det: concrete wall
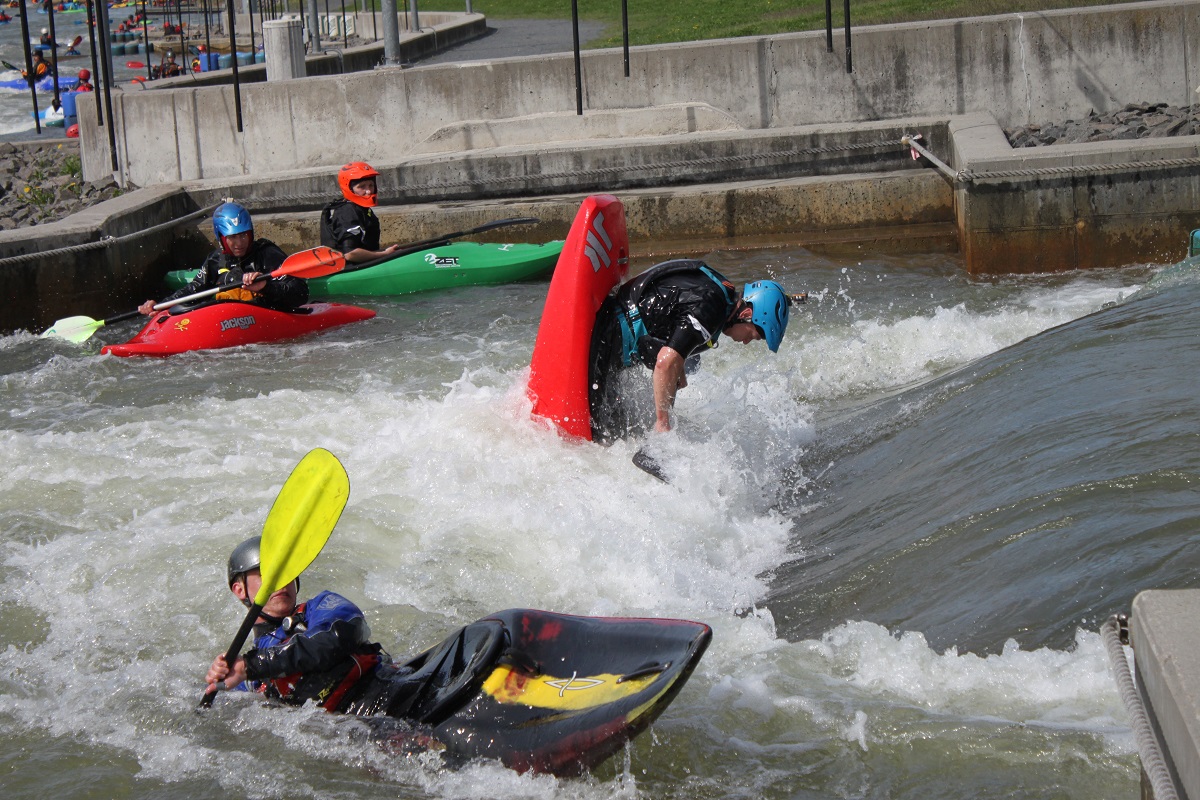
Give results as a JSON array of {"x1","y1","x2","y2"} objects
[
  {"x1": 950, "y1": 111, "x2": 1200, "y2": 272},
  {"x1": 80, "y1": 1, "x2": 1200, "y2": 187},
  {"x1": 1130, "y1": 590, "x2": 1200, "y2": 800}
]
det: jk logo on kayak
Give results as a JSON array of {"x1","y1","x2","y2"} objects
[
  {"x1": 584, "y1": 211, "x2": 613, "y2": 273},
  {"x1": 220, "y1": 315, "x2": 257, "y2": 332}
]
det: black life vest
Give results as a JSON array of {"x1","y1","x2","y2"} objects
[{"x1": 616, "y1": 259, "x2": 737, "y2": 367}]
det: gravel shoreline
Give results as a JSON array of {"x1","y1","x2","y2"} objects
[
  {"x1": 1005, "y1": 102, "x2": 1199, "y2": 146},
  {"x1": 0, "y1": 140, "x2": 130, "y2": 230}
]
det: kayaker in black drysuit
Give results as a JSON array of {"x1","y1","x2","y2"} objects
[
  {"x1": 138, "y1": 202, "x2": 308, "y2": 316},
  {"x1": 320, "y1": 161, "x2": 401, "y2": 264},
  {"x1": 588, "y1": 260, "x2": 794, "y2": 442},
  {"x1": 205, "y1": 537, "x2": 474, "y2": 721}
]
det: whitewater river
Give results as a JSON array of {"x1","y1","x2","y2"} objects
[{"x1": 2, "y1": 239, "x2": 1196, "y2": 799}]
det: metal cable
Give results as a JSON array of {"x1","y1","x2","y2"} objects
[
  {"x1": 0, "y1": 203, "x2": 219, "y2": 269},
  {"x1": 1101, "y1": 614, "x2": 1180, "y2": 800},
  {"x1": 959, "y1": 156, "x2": 1200, "y2": 183}
]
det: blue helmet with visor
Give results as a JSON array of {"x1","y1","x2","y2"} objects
[{"x1": 742, "y1": 280, "x2": 790, "y2": 352}]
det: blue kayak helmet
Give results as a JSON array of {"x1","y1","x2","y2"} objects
[
  {"x1": 212, "y1": 201, "x2": 253, "y2": 254},
  {"x1": 742, "y1": 280, "x2": 790, "y2": 352}
]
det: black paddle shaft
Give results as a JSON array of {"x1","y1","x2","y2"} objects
[{"x1": 198, "y1": 602, "x2": 262, "y2": 709}]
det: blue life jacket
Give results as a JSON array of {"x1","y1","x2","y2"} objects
[{"x1": 238, "y1": 591, "x2": 376, "y2": 702}]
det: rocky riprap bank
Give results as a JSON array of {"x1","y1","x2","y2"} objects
[
  {"x1": 1005, "y1": 102, "x2": 1198, "y2": 146},
  {"x1": 0, "y1": 141, "x2": 131, "y2": 230}
]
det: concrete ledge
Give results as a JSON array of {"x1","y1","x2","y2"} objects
[
  {"x1": 947, "y1": 113, "x2": 1200, "y2": 272},
  {"x1": 1131, "y1": 589, "x2": 1200, "y2": 800},
  {"x1": 412, "y1": 103, "x2": 744, "y2": 154}
]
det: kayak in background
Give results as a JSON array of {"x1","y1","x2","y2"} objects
[
  {"x1": 100, "y1": 301, "x2": 375, "y2": 357},
  {"x1": 357, "y1": 608, "x2": 711, "y2": 776},
  {"x1": 31, "y1": 103, "x2": 64, "y2": 125},
  {"x1": 163, "y1": 241, "x2": 565, "y2": 298},
  {"x1": 0, "y1": 75, "x2": 80, "y2": 91}
]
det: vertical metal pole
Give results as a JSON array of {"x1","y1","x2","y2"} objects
[
  {"x1": 341, "y1": 1, "x2": 347, "y2": 47},
  {"x1": 381, "y1": 0, "x2": 400, "y2": 65},
  {"x1": 307, "y1": 0, "x2": 321, "y2": 52},
  {"x1": 203, "y1": 0, "x2": 213, "y2": 71},
  {"x1": 843, "y1": 0, "x2": 852, "y2": 73},
  {"x1": 824, "y1": 0, "x2": 832, "y2": 52},
  {"x1": 17, "y1": 0, "x2": 41, "y2": 134},
  {"x1": 248, "y1": 0, "x2": 257, "y2": 63},
  {"x1": 226, "y1": 0, "x2": 244, "y2": 131},
  {"x1": 177, "y1": 0, "x2": 186, "y2": 65},
  {"x1": 408, "y1": 0, "x2": 419, "y2": 31},
  {"x1": 371, "y1": 0, "x2": 377, "y2": 41},
  {"x1": 84, "y1": 0, "x2": 103, "y2": 124},
  {"x1": 571, "y1": 0, "x2": 582, "y2": 115},
  {"x1": 621, "y1": 0, "x2": 629, "y2": 78},
  {"x1": 47, "y1": 3, "x2": 61, "y2": 108},
  {"x1": 141, "y1": 1, "x2": 152, "y2": 81},
  {"x1": 95, "y1": 0, "x2": 120, "y2": 171}
]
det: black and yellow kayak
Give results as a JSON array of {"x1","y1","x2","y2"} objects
[{"x1": 359, "y1": 608, "x2": 711, "y2": 776}]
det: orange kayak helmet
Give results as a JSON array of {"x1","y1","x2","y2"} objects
[{"x1": 337, "y1": 161, "x2": 380, "y2": 208}]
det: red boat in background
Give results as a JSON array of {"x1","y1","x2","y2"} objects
[{"x1": 100, "y1": 301, "x2": 375, "y2": 357}]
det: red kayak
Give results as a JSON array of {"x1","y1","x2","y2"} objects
[{"x1": 100, "y1": 301, "x2": 375, "y2": 357}]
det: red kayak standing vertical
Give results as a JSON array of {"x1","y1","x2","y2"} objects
[{"x1": 527, "y1": 195, "x2": 629, "y2": 440}]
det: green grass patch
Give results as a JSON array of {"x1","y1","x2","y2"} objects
[{"x1": 419, "y1": 0, "x2": 1145, "y2": 47}]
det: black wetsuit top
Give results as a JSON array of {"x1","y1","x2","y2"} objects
[
  {"x1": 588, "y1": 260, "x2": 738, "y2": 442},
  {"x1": 164, "y1": 239, "x2": 308, "y2": 311},
  {"x1": 617, "y1": 261, "x2": 738, "y2": 363},
  {"x1": 320, "y1": 199, "x2": 381, "y2": 254}
]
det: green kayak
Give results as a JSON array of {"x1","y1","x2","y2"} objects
[{"x1": 163, "y1": 241, "x2": 564, "y2": 297}]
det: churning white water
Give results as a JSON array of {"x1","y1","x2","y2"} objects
[{"x1": 0, "y1": 248, "x2": 1160, "y2": 799}]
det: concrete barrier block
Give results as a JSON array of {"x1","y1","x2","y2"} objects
[{"x1": 1132, "y1": 589, "x2": 1200, "y2": 800}]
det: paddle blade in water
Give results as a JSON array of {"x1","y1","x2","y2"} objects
[
  {"x1": 254, "y1": 448, "x2": 349, "y2": 605},
  {"x1": 40, "y1": 315, "x2": 102, "y2": 343},
  {"x1": 633, "y1": 449, "x2": 669, "y2": 483}
]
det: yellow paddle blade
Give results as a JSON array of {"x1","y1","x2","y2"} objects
[
  {"x1": 40, "y1": 315, "x2": 103, "y2": 343},
  {"x1": 254, "y1": 448, "x2": 350, "y2": 606}
]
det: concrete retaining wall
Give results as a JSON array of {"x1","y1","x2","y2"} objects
[
  {"x1": 80, "y1": 1, "x2": 1200, "y2": 187},
  {"x1": 1130, "y1": 590, "x2": 1200, "y2": 800},
  {"x1": 950, "y1": 111, "x2": 1200, "y2": 271}
]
